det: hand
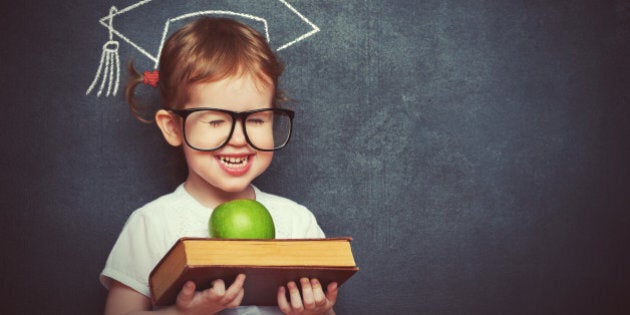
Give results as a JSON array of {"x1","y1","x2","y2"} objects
[
  {"x1": 277, "y1": 278, "x2": 338, "y2": 315},
  {"x1": 174, "y1": 274, "x2": 246, "y2": 315}
]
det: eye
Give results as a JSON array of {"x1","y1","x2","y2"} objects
[
  {"x1": 247, "y1": 111, "x2": 272, "y2": 125},
  {"x1": 191, "y1": 110, "x2": 231, "y2": 128},
  {"x1": 246, "y1": 117, "x2": 266, "y2": 125},
  {"x1": 205, "y1": 119, "x2": 227, "y2": 127}
]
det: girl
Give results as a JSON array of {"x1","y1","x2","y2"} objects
[{"x1": 101, "y1": 17, "x2": 338, "y2": 315}]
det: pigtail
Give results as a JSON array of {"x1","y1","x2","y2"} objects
[{"x1": 124, "y1": 61, "x2": 156, "y2": 123}]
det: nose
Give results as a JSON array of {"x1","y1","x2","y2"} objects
[{"x1": 227, "y1": 120, "x2": 248, "y2": 147}]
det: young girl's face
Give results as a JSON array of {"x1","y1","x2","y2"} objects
[{"x1": 181, "y1": 74, "x2": 275, "y2": 201}]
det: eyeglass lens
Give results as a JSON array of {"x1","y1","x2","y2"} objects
[{"x1": 183, "y1": 109, "x2": 292, "y2": 151}]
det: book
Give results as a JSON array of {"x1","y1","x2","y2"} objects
[{"x1": 149, "y1": 237, "x2": 359, "y2": 306}]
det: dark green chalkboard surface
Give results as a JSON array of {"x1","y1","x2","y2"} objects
[{"x1": 1, "y1": 1, "x2": 629, "y2": 314}]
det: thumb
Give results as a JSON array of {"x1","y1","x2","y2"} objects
[
  {"x1": 325, "y1": 282, "x2": 338, "y2": 304},
  {"x1": 176, "y1": 281, "x2": 196, "y2": 306}
]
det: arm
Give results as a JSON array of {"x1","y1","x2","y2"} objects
[
  {"x1": 104, "y1": 281, "x2": 154, "y2": 315},
  {"x1": 104, "y1": 274, "x2": 246, "y2": 315},
  {"x1": 277, "y1": 278, "x2": 338, "y2": 315}
]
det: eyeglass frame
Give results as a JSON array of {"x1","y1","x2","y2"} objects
[{"x1": 169, "y1": 107, "x2": 295, "y2": 152}]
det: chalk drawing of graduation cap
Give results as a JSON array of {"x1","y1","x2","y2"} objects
[{"x1": 86, "y1": 0, "x2": 320, "y2": 97}]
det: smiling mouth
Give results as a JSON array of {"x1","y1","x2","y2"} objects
[{"x1": 219, "y1": 156, "x2": 250, "y2": 168}]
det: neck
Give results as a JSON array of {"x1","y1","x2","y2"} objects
[{"x1": 183, "y1": 175, "x2": 255, "y2": 209}]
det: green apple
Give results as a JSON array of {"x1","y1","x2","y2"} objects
[{"x1": 209, "y1": 199, "x2": 275, "y2": 239}]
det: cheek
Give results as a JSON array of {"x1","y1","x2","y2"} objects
[
  {"x1": 256, "y1": 151, "x2": 274, "y2": 169},
  {"x1": 182, "y1": 146, "x2": 211, "y2": 168}
]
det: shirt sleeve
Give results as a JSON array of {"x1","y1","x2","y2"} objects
[{"x1": 100, "y1": 210, "x2": 168, "y2": 297}]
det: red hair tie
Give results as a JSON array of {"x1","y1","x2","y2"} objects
[{"x1": 143, "y1": 70, "x2": 159, "y2": 87}]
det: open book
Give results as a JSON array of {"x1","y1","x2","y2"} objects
[{"x1": 149, "y1": 238, "x2": 359, "y2": 306}]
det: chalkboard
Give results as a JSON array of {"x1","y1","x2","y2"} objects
[{"x1": 1, "y1": 1, "x2": 629, "y2": 314}]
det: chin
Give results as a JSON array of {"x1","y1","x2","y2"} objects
[{"x1": 217, "y1": 181, "x2": 253, "y2": 195}]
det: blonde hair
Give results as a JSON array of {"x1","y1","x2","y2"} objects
[{"x1": 125, "y1": 17, "x2": 285, "y2": 122}]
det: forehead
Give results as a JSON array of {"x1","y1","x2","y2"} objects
[{"x1": 185, "y1": 74, "x2": 274, "y2": 110}]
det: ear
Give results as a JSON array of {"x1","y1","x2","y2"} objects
[{"x1": 155, "y1": 109, "x2": 183, "y2": 147}]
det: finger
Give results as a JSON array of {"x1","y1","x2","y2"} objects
[
  {"x1": 203, "y1": 278, "x2": 226, "y2": 302},
  {"x1": 287, "y1": 281, "x2": 304, "y2": 311},
  {"x1": 176, "y1": 281, "x2": 196, "y2": 306},
  {"x1": 211, "y1": 278, "x2": 226, "y2": 295},
  {"x1": 300, "y1": 278, "x2": 316, "y2": 310},
  {"x1": 325, "y1": 282, "x2": 339, "y2": 305},
  {"x1": 229, "y1": 274, "x2": 246, "y2": 290},
  {"x1": 310, "y1": 278, "x2": 327, "y2": 306},
  {"x1": 277, "y1": 286, "x2": 292, "y2": 313},
  {"x1": 221, "y1": 274, "x2": 246, "y2": 304},
  {"x1": 225, "y1": 283, "x2": 245, "y2": 308}
]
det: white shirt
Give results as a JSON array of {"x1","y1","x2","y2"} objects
[{"x1": 101, "y1": 184, "x2": 325, "y2": 314}]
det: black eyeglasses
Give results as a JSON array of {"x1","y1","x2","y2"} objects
[{"x1": 170, "y1": 107, "x2": 294, "y2": 152}]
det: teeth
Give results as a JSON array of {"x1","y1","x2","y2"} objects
[{"x1": 220, "y1": 156, "x2": 248, "y2": 167}]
